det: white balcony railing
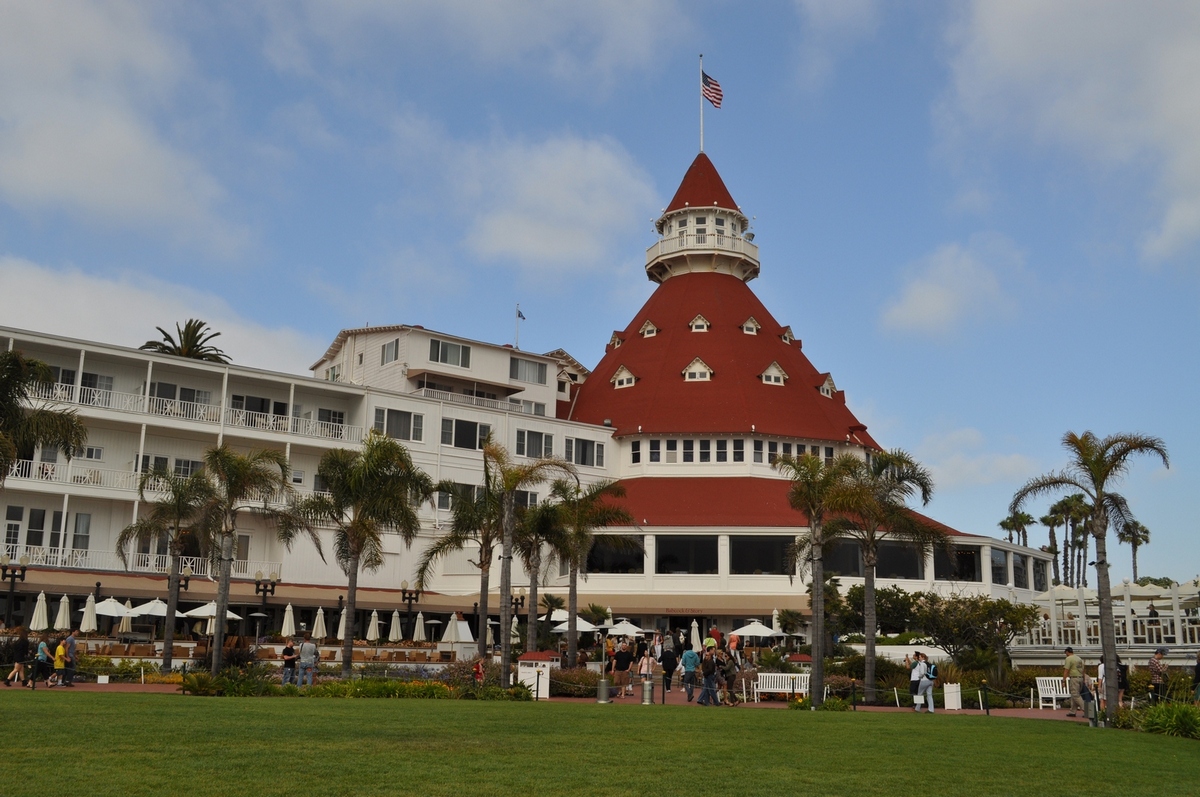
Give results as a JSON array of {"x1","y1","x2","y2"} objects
[
  {"x1": 1, "y1": 543, "x2": 282, "y2": 581},
  {"x1": 413, "y1": 387, "x2": 542, "y2": 415},
  {"x1": 223, "y1": 409, "x2": 363, "y2": 443},
  {"x1": 645, "y1": 233, "x2": 760, "y2": 265},
  {"x1": 147, "y1": 396, "x2": 222, "y2": 423}
]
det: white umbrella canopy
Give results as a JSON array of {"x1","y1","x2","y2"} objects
[
  {"x1": 510, "y1": 615, "x2": 520, "y2": 644},
  {"x1": 281, "y1": 604, "x2": 296, "y2": 638},
  {"x1": 80, "y1": 594, "x2": 98, "y2": 634},
  {"x1": 607, "y1": 620, "x2": 645, "y2": 637},
  {"x1": 1035, "y1": 584, "x2": 1095, "y2": 601},
  {"x1": 118, "y1": 600, "x2": 134, "y2": 634},
  {"x1": 94, "y1": 597, "x2": 130, "y2": 617},
  {"x1": 313, "y1": 607, "x2": 327, "y2": 640},
  {"x1": 367, "y1": 610, "x2": 380, "y2": 642},
  {"x1": 388, "y1": 610, "x2": 403, "y2": 642},
  {"x1": 538, "y1": 609, "x2": 569, "y2": 623},
  {"x1": 1115, "y1": 581, "x2": 1169, "y2": 600},
  {"x1": 183, "y1": 602, "x2": 242, "y2": 620},
  {"x1": 690, "y1": 619, "x2": 702, "y2": 651},
  {"x1": 412, "y1": 611, "x2": 426, "y2": 642},
  {"x1": 730, "y1": 621, "x2": 784, "y2": 639},
  {"x1": 442, "y1": 618, "x2": 462, "y2": 644},
  {"x1": 29, "y1": 592, "x2": 49, "y2": 632},
  {"x1": 552, "y1": 618, "x2": 597, "y2": 633},
  {"x1": 336, "y1": 609, "x2": 347, "y2": 641},
  {"x1": 129, "y1": 599, "x2": 168, "y2": 617},
  {"x1": 54, "y1": 595, "x2": 72, "y2": 630}
]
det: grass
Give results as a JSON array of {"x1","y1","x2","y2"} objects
[{"x1": 3, "y1": 692, "x2": 1198, "y2": 796}]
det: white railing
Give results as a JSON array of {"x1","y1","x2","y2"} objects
[
  {"x1": 413, "y1": 387, "x2": 541, "y2": 415},
  {"x1": 147, "y1": 396, "x2": 221, "y2": 423},
  {"x1": 68, "y1": 466, "x2": 140, "y2": 491},
  {"x1": 223, "y1": 408, "x2": 364, "y2": 443},
  {"x1": 0, "y1": 544, "x2": 281, "y2": 580},
  {"x1": 28, "y1": 381, "x2": 76, "y2": 403},
  {"x1": 80, "y1": 386, "x2": 145, "y2": 412},
  {"x1": 645, "y1": 233, "x2": 760, "y2": 264},
  {"x1": 7, "y1": 459, "x2": 68, "y2": 484}
]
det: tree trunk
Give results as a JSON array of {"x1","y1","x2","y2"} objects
[
  {"x1": 566, "y1": 561, "x2": 579, "y2": 667},
  {"x1": 1131, "y1": 544, "x2": 1139, "y2": 582},
  {"x1": 526, "y1": 544, "x2": 540, "y2": 653},
  {"x1": 809, "y1": 525, "x2": 825, "y2": 709},
  {"x1": 161, "y1": 545, "x2": 181, "y2": 672},
  {"x1": 1092, "y1": 504, "x2": 1119, "y2": 717},
  {"x1": 211, "y1": 526, "x2": 235, "y2": 676},
  {"x1": 862, "y1": 550, "x2": 878, "y2": 704},
  {"x1": 1080, "y1": 534, "x2": 1089, "y2": 587},
  {"x1": 1063, "y1": 534, "x2": 1072, "y2": 586},
  {"x1": 341, "y1": 550, "x2": 360, "y2": 679},
  {"x1": 499, "y1": 492, "x2": 516, "y2": 688},
  {"x1": 476, "y1": 562, "x2": 490, "y2": 659},
  {"x1": 1049, "y1": 528, "x2": 1061, "y2": 584}
]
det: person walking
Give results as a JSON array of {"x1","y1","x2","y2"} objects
[
  {"x1": 660, "y1": 645, "x2": 678, "y2": 694},
  {"x1": 697, "y1": 647, "x2": 718, "y2": 707},
  {"x1": 31, "y1": 633, "x2": 54, "y2": 689},
  {"x1": 719, "y1": 648, "x2": 741, "y2": 705},
  {"x1": 1063, "y1": 646, "x2": 1085, "y2": 717},
  {"x1": 612, "y1": 642, "x2": 634, "y2": 698},
  {"x1": 4, "y1": 630, "x2": 30, "y2": 687},
  {"x1": 916, "y1": 653, "x2": 937, "y2": 714},
  {"x1": 297, "y1": 632, "x2": 319, "y2": 687},
  {"x1": 637, "y1": 646, "x2": 654, "y2": 693},
  {"x1": 1148, "y1": 648, "x2": 1168, "y2": 704},
  {"x1": 280, "y1": 638, "x2": 298, "y2": 686},
  {"x1": 905, "y1": 650, "x2": 923, "y2": 709},
  {"x1": 681, "y1": 644, "x2": 700, "y2": 702},
  {"x1": 63, "y1": 629, "x2": 78, "y2": 687},
  {"x1": 52, "y1": 636, "x2": 67, "y2": 687}
]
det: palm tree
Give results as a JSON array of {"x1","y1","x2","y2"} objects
[
  {"x1": 294, "y1": 434, "x2": 433, "y2": 678},
  {"x1": 140, "y1": 319, "x2": 230, "y2": 363},
  {"x1": 774, "y1": 451, "x2": 856, "y2": 707},
  {"x1": 116, "y1": 467, "x2": 216, "y2": 671},
  {"x1": 199, "y1": 444, "x2": 321, "y2": 674},
  {"x1": 775, "y1": 608, "x2": 804, "y2": 635},
  {"x1": 825, "y1": 449, "x2": 941, "y2": 703},
  {"x1": 516, "y1": 500, "x2": 568, "y2": 653},
  {"x1": 482, "y1": 441, "x2": 573, "y2": 687},
  {"x1": 1116, "y1": 520, "x2": 1151, "y2": 582},
  {"x1": 1010, "y1": 430, "x2": 1169, "y2": 715},
  {"x1": 548, "y1": 479, "x2": 635, "y2": 667},
  {"x1": 1040, "y1": 512, "x2": 1062, "y2": 585},
  {"x1": 0, "y1": 350, "x2": 88, "y2": 486},
  {"x1": 538, "y1": 593, "x2": 566, "y2": 652},
  {"x1": 1051, "y1": 494, "x2": 1090, "y2": 586},
  {"x1": 998, "y1": 511, "x2": 1035, "y2": 547}
]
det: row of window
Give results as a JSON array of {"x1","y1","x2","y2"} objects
[
  {"x1": 613, "y1": 361, "x2": 791, "y2": 389},
  {"x1": 630, "y1": 439, "x2": 835, "y2": 465},
  {"x1": 5, "y1": 505, "x2": 89, "y2": 550},
  {"x1": 629, "y1": 318, "x2": 790, "y2": 342},
  {"x1": 435, "y1": 483, "x2": 538, "y2": 511}
]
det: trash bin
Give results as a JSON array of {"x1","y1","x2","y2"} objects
[{"x1": 641, "y1": 677, "x2": 654, "y2": 705}]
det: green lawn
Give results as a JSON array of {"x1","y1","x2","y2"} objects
[{"x1": 3, "y1": 693, "x2": 1197, "y2": 796}]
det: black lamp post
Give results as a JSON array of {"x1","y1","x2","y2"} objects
[
  {"x1": 510, "y1": 588, "x2": 526, "y2": 615},
  {"x1": 400, "y1": 580, "x2": 420, "y2": 640},
  {"x1": 180, "y1": 566, "x2": 192, "y2": 592},
  {"x1": 2, "y1": 555, "x2": 30, "y2": 628}
]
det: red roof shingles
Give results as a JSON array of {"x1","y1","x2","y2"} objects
[{"x1": 664, "y1": 153, "x2": 739, "y2": 213}]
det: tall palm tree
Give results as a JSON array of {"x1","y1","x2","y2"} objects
[
  {"x1": 0, "y1": 350, "x2": 87, "y2": 486},
  {"x1": 116, "y1": 467, "x2": 216, "y2": 671},
  {"x1": 538, "y1": 593, "x2": 566, "y2": 652},
  {"x1": 516, "y1": 500, "x2": 568, "y2": 653},
  {"x1": 998, "y1": 511, "x2": 1035, "y2": 548},
  {"x1": 1052, "y1": 494, "x2": 1090, "y2": 587},
  {"x1": 294, "y1": 433, "x2": 433, "y2": 678},
  {"x1": 140, "y1": 319, "x2": 230, "y2": 363},
  {"x1": 1010, "y1": 431, "x2": 1169, "y2": 715},
  {"x1": 548, "y1": 479, "x2": 635, "y2": 667},
  {"x1": 775, "y1": 608, "x2": 804, "y2": 635},
  {"x1": 482, "y1": 441, "x2": 573, "y2": 687},
  {"x1": 773, "y1": 451, "x2": 856, "y2": 707},
  {"x1": 825, "y1": 449, "x2": 940, "y2": 703},
  {"x1": 199, "y1": 444, "x2": 321, "y2": 674},
  {"x1": 1040, "y1": 512, "x2": 1062, "y2": 585},
  {"x1": 1116, "y1": 520, "x2": 1151, "y2": 582}
]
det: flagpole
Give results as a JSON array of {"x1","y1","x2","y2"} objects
[
  {"x1": 515, "y1": 304, "x2": 520, "y2": 350},
  {"x1": 699, "y1": 54, "x2": 704, "y2": 153}
]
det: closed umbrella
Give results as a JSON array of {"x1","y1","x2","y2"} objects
[
  {"x1": 281, "y1": 604, "x2": 296, "y2": 638},
  {"x1": 313, "y1": 607, "x2": 327, "y2": 640},
  {"x1": 117, "y1": 600, "x2": 134, "y2": 634},
  {"x1": 771, "y1": 608, "x2": 780, "y2": 632},
  {"x1": 690, "y1": 619, "x2": 702, "y2": 651},
  {"x1": 54, "y1": 595, "x2": 72, "y2": 630},
  {"x1": 412, "y1": 611, "x2": 426, "y2": 642},
  {"x1": 388, "y1": 610, "x2": 402, "y2": 643},
  {"x1": 336, "y1": 609, "x2": 347, "y2": 641},
  {"x1": 30, "y1": 592, "x2": 49, "y2": 632},
  {"x1": 486, "y1": 623, "x2": 494, "y2": 647},
  {"x1": 442, "y1": 617, "x2": 461, "y2": 644},
  {"x1": 80, "y1": 594, "x2": 98, "y2": 634},
  {"x1": 367, "y1": 610, "x2": 380, "y2": 642},
  {"x1": 510, "y1": 615, "x2": 520, "y2": 645}
]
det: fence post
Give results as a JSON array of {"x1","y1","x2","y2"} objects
[
  {"x1": 535, "y1": 669, "x2": 540, "y2": 701},
  {"x1": 981, "y1": 679, "x2": 990, "y2": 716},
  {"x1": 851, "y1": 679, "x2": 857, "y2": 711}
]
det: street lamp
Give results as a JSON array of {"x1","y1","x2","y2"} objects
[
  {"x1": 254, "y1": 570, "x2": 279, "y2": 607},
  {"x1": 180, "y1": 566, "x2": 193, "y2": 592},
  {"x1": 400, "y1": 580, "x2": 420, "y2": 640},
  {"x1": 511, "y1": 587, "x2": 526, "y2": 615},
  {"x1": 2, "y1": 555, "x2": 30, "y2": 628}
]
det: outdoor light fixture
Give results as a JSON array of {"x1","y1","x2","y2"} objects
[
  {"x1": 1, "y1": 554, "x2": 30, "y2": 628},
  {"x1": 254, "y1": 570, "x2": 279, "y2": 606},
  {"x1": 181, "y1": 566, "x2": 193, "y2": 592},
  {"x1": 511, "y1": 588, "x2": 527, "y2": 614},
  {"x1": 400, "y1": 580, "x2": 420, "y2": 640}
]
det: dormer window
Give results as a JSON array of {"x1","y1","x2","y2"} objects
[
  {"x1": 640, "y1": 320, "x2": 659, "y2": 338},
  {"x1": 609, "y1": 333, "x2": 624, "y2": 349},
  {"x1": 761, "y1": 362, "x2": 788, "y2": 386},
  {"x1": 819, "y1": 375, "x2": 836, "y2": 398},
  {"x1": 742, "y1": 317, "x2": 761, "y2": 335},
  {"x1": 781, "y1": 326, "x2": 795, "y2": 344},
  {"x1": 683, "y1": 358, "x2": 713, "y2": 382},
  {"x1": 690, "y1": 314, "x2": 710, "y2": 332},
  {"x1": 611, "y1": 366, "x2": 637, "y2": 390}
]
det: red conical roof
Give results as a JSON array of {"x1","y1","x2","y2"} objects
[{"x1": 664, "y1": 153, "x2": 739, "y2": 213}]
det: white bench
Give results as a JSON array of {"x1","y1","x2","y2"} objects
[
  {"x1": 1036, "y1": 676, "x2": 1071, "y2": 709},
  {"x1": 754, "y1": 672, "x2": 809, "y2": 702}
]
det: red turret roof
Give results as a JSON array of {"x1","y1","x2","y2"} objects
[
  {"x1": 665, "y1": 153, "x2": 739, "y2": 213},
  {"x1": 569, "y1": 271, "x2": 879, "y2": 445}
]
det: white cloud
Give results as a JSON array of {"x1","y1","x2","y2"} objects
[
  {"x1": 917, "y1": 427, "x2": 1038, "y2": 489},
  {"x1": 944, "y1": 1, "x2": 1200, "y2": 259},
  {"x1": 0, "y1": 2, "x2": 239, "y2": 250},
  {"x1": 793, "y1": 0, "x2": 880, "y2": 88},
  {"x1": 880, "y1": 236, "x2": 1017, "y2": 336},
  {"x1": 0, "y1": 256, "x2": 323, "y2": 373}
]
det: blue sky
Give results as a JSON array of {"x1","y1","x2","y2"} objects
[{"x1": 1, "y1": 2, "x2": 1196, "y2": 583}]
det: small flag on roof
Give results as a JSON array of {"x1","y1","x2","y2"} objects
[
  {"x1": 702, "y1": 71, "x2": 723, "y2": 109},
  {"x1": 517, "y1": 306, "x2": 526, "y2": 320}
]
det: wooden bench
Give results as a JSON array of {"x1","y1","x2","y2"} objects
[
  {"x1": 1036, "y1": 676, "x2": 1072, "y2": 709},
  {"x1": 754, "y1": 672, "x2": 810, "y2": 702}
]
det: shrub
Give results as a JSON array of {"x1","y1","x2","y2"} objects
[
  {"x1": 824, "y1": 675, "x2": 856, "y2": 696},
  {"x1": 1108, "y1": 707, "x2": 1142, "y2": 731},
  {"x1": 755, "y1": 649, "x2": 799, "y2": 673},
  {"x1": 195, "y1": 646, "x2": 256, "y2": 672},
  {"x1": 549, "y1": 667, "x2": 600, "y2": 697},
  {"x1": 455, "y1": 683, "x2": 532, "y2": 701},
  {"x1": 827, "y1": 654, "x2": 905, "y2": 684},
  {"x1": 307, "y1": 678, "x2": 454, "y2": 699},
  {"x1": 179, "y1": 672, "x2": 222, "y2": 696},
  {"x1": 1139, "y1": 702, "x2": 1200, "y2": 740},
  {"x1": 789, "y1": 695, "x2": 851, "y2": 711},
  {"x1": 439, "y1": 656, "x2": 504, "y2": 688}
]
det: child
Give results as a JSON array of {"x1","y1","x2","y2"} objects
[{"x1": 51, "y1": 636, "x2": 67, "y2": 687}]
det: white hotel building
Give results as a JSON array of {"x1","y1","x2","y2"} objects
[{"x1": 1, "y1": 153, "x2": 1053, "y2": 641}]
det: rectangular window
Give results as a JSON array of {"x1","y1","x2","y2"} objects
[
  {"x1": 509, "y1": 357, "x2": 548, "y2": 385},
  {"x1": 824, "y1": 446, "x2": 834, "y2": 467},
  {"x1": 437, "y1": 483, "x2": 476, "y2": 511},
  {"x1": 1033, "y1": 559, "x2": 1049, "y2": 592},
  {"x1": 510, "y1": 399, "x2": 547, "y2": 416},
  {"x1": 429, "y1": 339, "x2": 471, "y2": 368},
  {"x1": 444, "y1": 419, "x2": 489, "y2": 450},
  {"x1": 991, "y1": 548, "x2": 1008, "y2": 585},
  {"x1": 753, "y1": 440, "x2": 763, "y2": 463},
  {"x1": 811, "y1": 445, "x2": 820, "y2": 456},
  {"x1": 325, "y1": 365, "x2": 341, "y2": 382},
  {"x1": 731, "y1": 536, "x2": 790, "y2": 575},
  {"x1": 514, "y1": 490, "x2": 537, "y2": 509},
  {"x1": 173, "y1": 459, "x2": 203, "y2": 478},
  {"x1": 683, "y1": 440, "x2": 694, "y2": 463},
  {"x1": 649, "y1": 440, "x2": 661, "y2": 463},
  {"x1": 381, "y1": 338, "x2": 400, "y2": 365},
  {"x1": 5, "y1": 505, "x2": 22, "y2": 547},
  {"x1": 80, "y1": 446, "x2": 103, "y2": 461},
  {"x1": 26, "y1": 508, "x2": 46, "y2": 547},
  {"x1": 72, "y1": 513, "x2": 91, "y2": 551},
  {"x1": 825, "y1": 540, "x2": 864, "y2": 577},
  {"x1": 314, "y1": 474, "x2": 330, "y2": 494},
  {"x1": 768, "y1": 441, "x2": 778, "y2": 464},
  {"x1": 877, "y1": 541, "x2": 924, "y2": 580},
  {"x1": 1013, "y1": 554, "x2": 1028, "y2": 589},
  {"x1": 587, "y1": 535, "x2": 645, "y2": 574},
  {"x1": 236, "y1": 534, "x2": 250, "y2": 561},
  {"x1": 49, "y1": 511, "x2": 62, "y2": 549},
  {"x1": 516, "y1": 430, "x2": 553, "y2": 458},
  {"x1": 441, "y1": 418, "x2": 453, "y2": 446},
  {"x1": 140, "y1": 455, "x2": 169, "y2": 474},
  {"x1": 655, "y1": 535, "x2": 719, "y2": 575},
  {"x1": 631, "y1": 440, "x2": 641, "y2": 464},
  {"x1": 566, "y1": 438, "x2": 603, "y2": 467},
  {"x1": 665, "y1": 440, "x2": 677, "y2": 463},
  {"x1": 782, "y1": 443, "x2": 792, "y2": 457},
  {"x1": 374, "y1": 408, "x2": 422, "y2": 441},
  {"x1": 733, "y1": 439, "x2": 744, "y2": 462},
  {"x1": 716, "y1": 440, "x2": 727, "y2": 462},
  {"x1": 699, "y1": 440, "x2": 711, "y2": 463},
  {"x1": 178, "y1": 387, "x2": 212, "y2": 405},
  {"x1": 291, "y1": 470, "x2": 304, "y2": 486},
  {"x1": 317, "y1": 408, "x2": 344, "y2": 426},
  {"x1": 933, "y1": 545, "x2": 981, "y2": 582}
]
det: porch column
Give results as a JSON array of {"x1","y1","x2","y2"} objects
[{"x1": 980, "y1": 543, "x2": 993, "y2": 588}]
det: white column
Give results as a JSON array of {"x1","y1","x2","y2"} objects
[
  {"x1": 143, "y1": 360, "x2": 153, "y2": 412},
  {"x1": 644, "y1": 534, "x2": 655, "y2": 591},
  {"x1": 980, "y1": 543, "x2": 993, "y2": 588},
  {"x1": 217, "y1": 367, "x2": 229, "y2": 445},
  {"x1": 75, "y1": 349, "x2": 86, "y2": 401},
  {"x1": 1170, "y1": 583, "x2": 1182, "y2": 644}
]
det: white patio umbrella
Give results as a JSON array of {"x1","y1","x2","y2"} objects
[
  {"x1": 606, "y1": 606, "x2": 613, "y2": 623},
  {"x1": 129, "y1": 599, "x2": 168, "y2": 617},
  {"x1": 1115, "y1": 581, "x2": 1169, "y2": 600},
  {"x1": 771, "y1": 608, "x2": 781, "y2": 632},
  {"x1": 730, "y1": 620, "x2": 784, "y2": 639},
  {"x1": 336, "y1": 609, "x2": 347, "y2": 641},
  {"x1": 442, "y1": 617, "x2": 461, "y2": 644},
  {"x1": 388, "y1": 610, "x2": 403, "y2": 642},
  {"x1": 607, "y1": 620, "x2": 645, "y2": 637},
  {"x1": 486, "y1": 623, "x2": 494, "y2": 647},
  {"x1": 690, "y1": 619, "x2": 702, "y2": 651},
  {"x1": 94, "y1": 597, "x2": 130, "y2": 617},
  {"x1": 313, "y1": 607, "x2": 327, "y2": 640},
  {"x1": 183, "y1": 602, "x2": 243, "y2": 620},
  {"x1": 552, "y1": 618, "x2": 597, "y2": 633},
  {"x1": 510, "y1": 615, "x2": 520, "y2": 644},
  {"x1": 29, "y1": 591, "x2": 49, "y2": 632},
  {"x1": 117, "y1": 600, "x2": 134, "y2": 634},
  {"x1": 281, "y1": 604, "x2": 296, "y2": 638},
  {"x1": 412, "y1": 611, "x2": 426, "y2": 642},
  {"x1": 80, "y1": 594, "x2": 98, "y2": 634},
  {"x1": 54, "y1": 595, "x2": 72, "y2": 630},
  {"x1": 366, "y1": 610, "x2": 380, "y2": 642},
  {"x1": 538, "y1": 609, "x2": 569, "y2": 623}
]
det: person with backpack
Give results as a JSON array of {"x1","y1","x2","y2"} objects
[
  {"x1": 297, "y1": 632, "x2": 319, "y2": 687},
  {"x1": 905, "y1": 650, "x2": 923, "y2": 707},
  {"x1": 660, "y1": 644, "x2": 679, "y2": 694},
  {"x1": 916, "y1": 652, "x2": 937, "y2": 714}
]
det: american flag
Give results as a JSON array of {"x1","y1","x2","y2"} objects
[{"x1": 702, "y1": 71, "x2": 723, "y2": 109}]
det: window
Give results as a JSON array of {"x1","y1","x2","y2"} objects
[
  {"x1": 318, "y1": 408, "x2": 344, "y2": 426},
  {"x1": 80, "y1": 372, "x2": 113, "y2": 406},
  {"x1": 140, "y1": 455, "x2": 168, "y2": 474},
  {"x1": 174, "y1": 459, "x2": 203, "y2": 477},
  {"x1": 325, "y1": 365, "x2": 342, "y2": 382},
  {"x1": 610, "y1": 334, "x2": 623, "y2": 349},
  {"x1": 314, "y1": 474, "x2": 330, "y2": 494},
  {"x1": 5, "y1": 505, "x2": 22, "y2": 546},
  {"x1": 1013, "y1": 554, "x2": 1028, "y2": 589},
  {"x1": 429, "y1": 339, "x2": 471, "y2": 368},
  {"x1": 683, "y1": 358, "x2": 713, "y2": 381},
  {"x1": 588, "y1": 535, "x2": 644, "y2": 574},
  {"x1": 763, "y1": 373, "x2": 783, "y2": 385},
  {"x1": 699, "y1": 440, "x2": 711, "y2": 463},
  {"x1": 656, "y1": 535, "x2": 718, "y2": 575},
  {"x1": 665, "y1": 439, "x2": 677, "y2": 463},
  {"x1": 716, "y1": 440, "x2": 727, "y2": 462},
  {"x1": 440, "y1": 418, "x2": 491, "y2": 450},
  {"x1": 768, "y1": 442, "x2": 778, "y2": 464},
  {"x1": 236, "y1": 534, "x2": 250, "y2": 561},
  {"x1": 26, "y1": 508, "x2": 45, "y2": 547},
  {"x1": 437, "y1": 483, "x2": 477, "y2": 510},
  {"x1": 291, "y1": 470, "x2": 304, "y2": 486},
  {"x1": 991, "y1": 548, "x2": 1009, "y2": 585},
  {"x1": 612, "y1": 366, "x2": 636, "y2": 389},
  {"x1": 231, "y1": 395, "x2": 271, "y2": 414},
  {"x1": 811, "y1": 445, "x2": 820, "y2": 456},
  {"x1": 753, "y1": 440, "x2": 763, "y2": 463},
  {"x1": 72, "y1": 513, "x2": 91, "y2": 551},
  {"x1": 80, "y1": 446, "x2": 103, "y2": 461},
  {"x1": 824, "y1": 446, "x2": 834, "y2": 467},
  {"x1": 934, "y1": 546, "x2": 981, "y2": 582},
  {"x1": 731, "y1": 536, "x2": 790, "y2": 575},
  {"x1": 631, "y1": 441, "x2": 641, "y2": 464},
  {"x1": 558, "y1": 381, "x2": 568, "y2": 394},
  {"x1": 689, "y1": 315, "x2": 709, "y2": 332},
  {"x1": 510, "y1": 357, "x2": 548, "y2": 384},
  {"x1": 417, "y1": 379, "x2": 454, "y2": 393},
  {"x1": 179, "y1": 387, "x2": 212, "y2": 405},
  {"x1": 381, "y1": 338, "x2": 400, "y2": 365},
  {"x1": 682, "y1": 440, "x2": 694, "y2": 463},
  {"x1": 49, "y1": 511, "x2": 63, "y2": 549},
  {"x1": 877, "y1": 541, "x2": 924, "y2": 579},
  {"x1": 514, "y1": 490, "x2": 537, "y2": 509},
  {"x1": 826, "y1": 540, "x2": 864, "y2": 577},
  {"x1": 733, "y1": 439, "x2": 744, "y2": 462},
  {"x1": 510, "y1": 399, "x2": 547, "y2": 416},
  {"x1": 358, "y1": 353, "x2": 363, "y2": 365},
  {"x1": 516, "y1": 430, "x2": 553, "y2": 458},
  {"x1": 782, "y1": 443, "x2": 792, "y2": 457},
  {"x1": 781, "y1": 327, "x2": 795, "y2": 344},
  {"x1": 640, "y1": 321, "x2": 658, "y2": 338},
  {"x1": 565, "y1": 438, "x2": 604, "y2": 467},
  {"x1": 742, "y1": 317, "x2": 760, "y2": 335},
  {"x1": 1033, "y1": 559, "x2": 1049, "y2": 592},
  {"x1": 649, "y1": 440, "x2": 661, "y2": 463},
  {"x1": 374, "y1": 408, "x2": 423, "y2": 441}
]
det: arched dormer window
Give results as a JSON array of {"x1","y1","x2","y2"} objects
[
  {"x1": 682, "y1": 357, "x2": 714, "y2": 382},
  {"x1": 761, "y1": 361, "x2": 788, "y2": 386},
  {"x1": 742, "y1": 316, "x2": 761, "y2": 335},
  {"x1": 640, "y1": 320, "x2": 659, "y2": 338},
  {"x1": 611, "y1": 366, "x2": 637, "y2": 389},
  {"x1": 689, "y1": 314, "x2": 710, "y2": 332}
]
